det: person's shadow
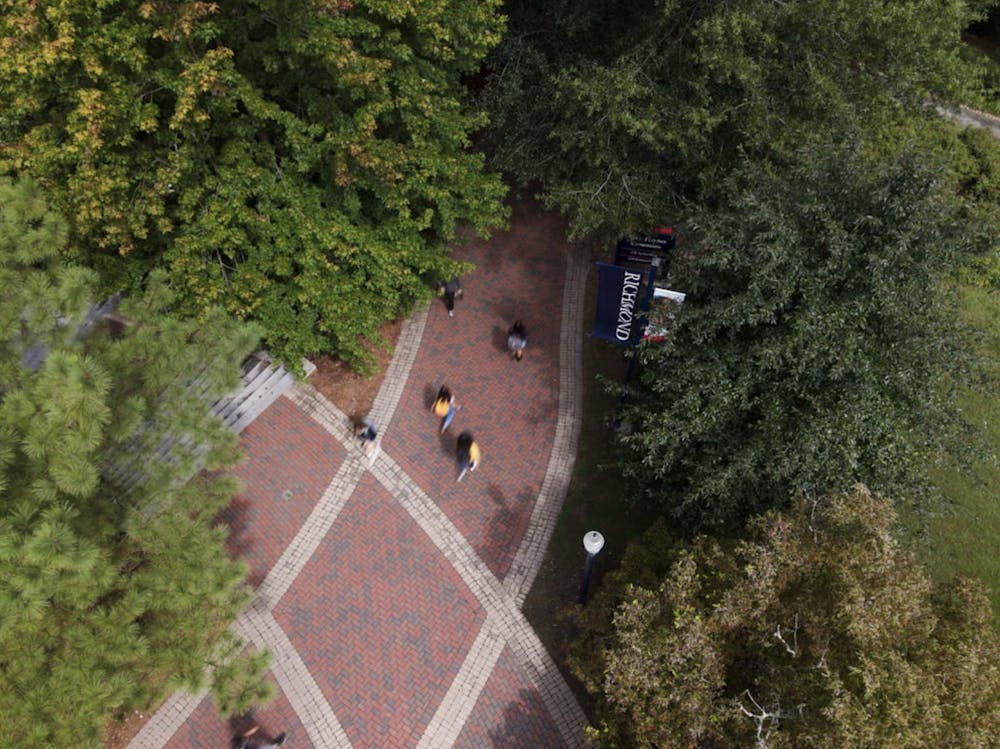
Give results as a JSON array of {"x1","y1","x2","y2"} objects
[{"x1": 492, "y1": 325, "x2": 510, "y2": 354}]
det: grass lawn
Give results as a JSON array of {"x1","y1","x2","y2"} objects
[
  {"x1": 522, "y1": 261, "x2": 660, "y2": 704},
  {"x1": 919, "y1": 286, "x2": 1000, "y2": 620}
]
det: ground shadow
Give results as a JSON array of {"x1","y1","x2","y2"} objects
[
  {"x1": 438, "y1": 426, "x2": 457, "y2": 461},
  {"x1": 216, "y1": 496, "x2": 265, "y2": 587},
  {"x1": 423, "y1": 382, "x2": 439, "y2": 410},
  {"x1": 491, "y1": 324, "x2": 511, "y2": 355},
  {"x1": 477, "y1": 484, "x2": 533, "y2": 574},
  {"x1": 524, "y1": 398, "x2": 559, "y2": 428},
  {"x1": 487, "y1": 688, "x2": 568, "y2": 748},
  {"x1": 490, "y1": 294, "x2": 521, "y2": 324}
]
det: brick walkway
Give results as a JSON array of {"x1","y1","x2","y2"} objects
[{"x1": 128, "y1": 201, "x2": 588, "y2": 749}]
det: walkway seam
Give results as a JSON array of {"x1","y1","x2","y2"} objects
[
  {"x1": 505, "y1": 245, "x2": 587, "y2": 606},
  {"x1": 129, "y1": 249, "x2": 588, "y2": 747},
  {"x1": 368, "y1": 452, "x2": 588, "y2": 748},
  {"x1": 125, "y1": 446, "x2": 365, "y2": 749},
  {"x1": 126, "y1": 689, "x2": 205, "y2": 749},
  {"x1": 370, "y1": 305, "x2": 429, "y2": 429},
  {"x1": 289, "y1": 381, "x2": 587, "y2": 747},
  {"x1": 414, "y1": 618, "x2": 507, "y2": 749},
  {"x1": 234, "y1": 610, "x2": 353, "y2": 748},
  {"x1": 254, "y1": 451, "x2": 367, "y2": 608}
]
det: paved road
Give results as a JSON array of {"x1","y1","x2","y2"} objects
[{"x1": 127, "y1": 201, "x2": 589, "y2": 749}]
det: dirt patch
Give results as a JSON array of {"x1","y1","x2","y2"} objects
[
  {"x1": 105, "y1": 708, "x2": 152, "y2": 749},
  {"x1": 309, "y1": 318, "x2": 405, "y2": 420}
]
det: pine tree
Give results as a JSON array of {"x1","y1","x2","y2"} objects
[{"x1": 0, "y1": 177, "x2": 270, "y2": 747}]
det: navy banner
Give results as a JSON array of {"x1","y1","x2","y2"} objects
[{"x1": 592, "y1": 262, "x2": 644, "y2": 345}]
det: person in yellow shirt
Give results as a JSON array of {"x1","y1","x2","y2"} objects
[
  {"x1": 432, "y1": 385, "x2": 460, "y2": 433},
  {"x1": 456, "y1": 431, "x2": 481, "y2": 482}
]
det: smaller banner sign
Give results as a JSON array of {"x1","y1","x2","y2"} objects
[
  {"x1": 614, "y1": 227, "x2": 676, "y2": 266},
  {"x1": 592, "y1": 262, "x2": 644, "y2": 345}
]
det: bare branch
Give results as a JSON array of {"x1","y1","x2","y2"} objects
[
  {"x1": 739, "y1": 690, "x2": 803, "y2": 748},
  {"x1": 619, "y1": 173, "x2": 652, "y2": 213},
  {"x1": 814, "y1": 637, "x2": 831, "y2": 677},
  {"x1": 587, "y1": 169, "x2": 613, "y2": 209},
  {"x1": 774, "y1": 613, "x2": 799, "y2": 657},
  {"x1": 739, "y1": 690, "x2": 779, "y2": 747},
  {"x1": 807, "y1": 494, "x2": 822, "y2": 544}
]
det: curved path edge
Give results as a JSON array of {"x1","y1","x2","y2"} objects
[
  {"x1": 126, "y1": 241, "x2": 590, "y2": 748},
  {"x1": 506, "y1": 245, "x2": 587, "y2": 606}
]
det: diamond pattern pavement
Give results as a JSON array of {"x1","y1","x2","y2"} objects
[
  {"x1": 278, "y1": 473, "x2": 485, "y2": 748},
  {"x1": 127, "y1": 201, "x2": 588, "y2": 749}
]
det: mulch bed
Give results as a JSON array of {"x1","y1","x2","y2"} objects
[{"x1": 308, "y1": 318, "x2": 404, "y2": 420}]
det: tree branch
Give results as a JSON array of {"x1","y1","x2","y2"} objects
[{"x1": 774, "y1": 613, "x2": 798, "y2": 657}]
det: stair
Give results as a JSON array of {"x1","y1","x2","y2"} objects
[{"x1": 211, "y1": 352, "x2": 313, "y2": 433}]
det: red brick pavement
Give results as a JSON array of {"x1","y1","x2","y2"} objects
[
  {"x1": 165, "y1": 679, "x2": 312, "y2": 749},
  {"x1": 159, "y1": 200, "x2": 578, "y2": 748},
  {"x1": 219, "y1": 396, "x2": 345, "y2": 586},
  {"x1": 386, "y1": 200, "x2": 568, "y2": 580},
  {"x1": 453, "y1": 645, "x2": 567, "y2": 749},
  {"x1": 276, "y1": 473, "x2": 486, "y2": 749}
]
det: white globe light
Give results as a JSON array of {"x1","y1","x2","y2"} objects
[{"x1": 583, "y1": 531, "x2": 605, "y2": 555}]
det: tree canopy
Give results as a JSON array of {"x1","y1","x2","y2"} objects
[
  {"x1": 481, "y1": 0, "x2": 990, "y2": 237},
  {"x1": 570, "y1": 486, "x2": 1000, "y2": 748},
  {"x1": 0, "y1": 0, "x2": 508, "y2": 368},
  {"x1": 0, "y1": 177, "x2": 269, "y2": 747},
  {"x1": 616, "y1": 140, "x2": 991, "y2": 531}
]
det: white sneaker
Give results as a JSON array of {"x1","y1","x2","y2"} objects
[{"x1": 448, "y1": 310, "x2": 454, "y2": 317}]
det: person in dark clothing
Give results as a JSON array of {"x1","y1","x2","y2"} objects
[
  {"x1": 235, "y1": 725, "x2": 286, "y2": 748},
  {"x1": 507, "y1": 319, "x2": 527, "y2": 361},
  {"x1": 442, "y1": 276, "x2": 463, "y2": 317},
  {"x1": 355, "y1": 416, "x2": 380, "y2": 462}
]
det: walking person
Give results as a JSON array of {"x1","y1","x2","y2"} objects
[
  {"x1": 441, "y1": 276, "x2": 463, "y2": 317},
  {"x1": 355, "y1": 416, "x2": 380, "y2": 463},
  {"x1": 456, "y1": 430, "x2": 481, "y2": 482},
  {"x1": 432, "y1": 385, "x2": 460, "y2": 433},
  {"x1": 507, "y1": 319, "x2": 527, "y2": 361},
  {"x1": 235, "y1": 725, "x2": 287, "y2": 748}
]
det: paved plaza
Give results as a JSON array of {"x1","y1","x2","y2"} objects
[{"x1": 127, "y1": 201, "x2": 589, "y2": 749}]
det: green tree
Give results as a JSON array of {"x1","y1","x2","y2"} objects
[
  {"x1": 481, "y1": 0, "x2": 989, "y2": 238},
  {"x1": 570, "y1": 486, "x2": 1000, "y2": 748},
  {"x1": 952, "y1": 125, "x2": 1000, "y2": 288},
  {"x1": 0, "y1": 0, "x2": 507, "y2": 368},
  {"x1": 0, "y1": 176, "x2": 269, "y2": 747},
  {"x1": 617, "y1": 141, "x2": 990, "y2": 531}
]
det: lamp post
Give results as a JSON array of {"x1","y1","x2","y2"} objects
[{"x1": 577, "y1": 531, "x2": 605, "y2": 606}]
